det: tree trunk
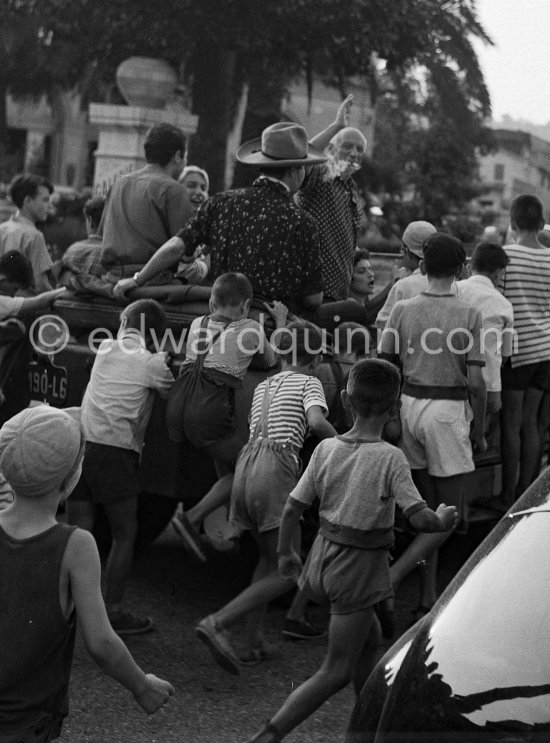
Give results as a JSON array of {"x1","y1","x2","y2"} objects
[
  {"x1": 231, "y1": 63, "x2": 287, "y2": 189},
  {"x1": 187, "y1": 45, "x2": 238, "y2": 195},
  {"x1": 0, "y1": 78, "x2": 8, "y2": 150}
]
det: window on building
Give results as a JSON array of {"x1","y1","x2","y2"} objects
[{"x1": 494, "y1": 163, "x2": 505, "y2": 181}]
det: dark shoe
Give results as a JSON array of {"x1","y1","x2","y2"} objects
[
  {"x1": 374, "y1": 598, "x2": 395, "y2": 640},
  {"x1": 282, "y1": 617, "x2": 326, "y2": 640},
  {"x1": 195, "y1": 615, "x2": 240, "y2": 675},
  {"x1": 108, "y1": 610, "x2": 153, "y2": 635},
  {"x1": 171, "y1": 512, "x2": 206, "y2": 562},
  {"x1": 239, "y1": 640, "x2": 282, "y2": 666}
]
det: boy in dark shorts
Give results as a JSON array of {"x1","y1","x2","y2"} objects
[
  {"x1": 67, "y1": 299, "x2": 174, "y2": 635},
  {"x1": 0, "y1": 406, "x2": 174, "y2": 742},
  {"x1": 243, "y1": 359, "x2": 458, "y2": 742}
]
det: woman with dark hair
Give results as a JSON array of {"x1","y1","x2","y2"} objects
[{"x1": 314, "y1": 248, "x2": 393, "y2": 332}]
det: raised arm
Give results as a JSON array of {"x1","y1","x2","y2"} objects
[{"x1": 309, "y1": 94, "x2": 353, "y2": 152}]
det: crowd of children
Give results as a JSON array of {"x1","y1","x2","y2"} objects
[{"x1": 5, "y1": 192, "x2": 550, "y2": 743}]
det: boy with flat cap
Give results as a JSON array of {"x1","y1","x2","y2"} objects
[
  {"x1": 380, "y1": 232, "x2": 487, "y2": 615},
  {"x1": 0, "y1": 406, "x2": 174, "y2": 742}
]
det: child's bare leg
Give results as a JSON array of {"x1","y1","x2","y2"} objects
[
  {"x1": 265, "y1": 608, "x2": 375, "y2": 740},
  {"x1": 185, "y1": 473, "x2": 234, "y2": 528},
  {"x1": 416, "y1": 473, "x2": 463, "y2": 609},
  {"x1": 353, "y1": 614, "x2": 383, "y2": 697},
  {"x1": 214, "y1": 528, "x2": 299, "y2": 632},
  {"x1": 183, "y1": 434, "x2": 245, "y2": 529},
  {"x1": 243, "y1": 529, "x2": 279, "y2": 649},
  {"x1": 103, "y1": 496, "x2": 138, "y2": 609},
  {"x1": 389, "y1": 471, "x2": 461, "y2": 594},
  {"x1": 285, "y1": 588, "x2": 310, "y2": 623},
  {"x1": 66, "y1": 500, "x2": 96, "y2": 532}
]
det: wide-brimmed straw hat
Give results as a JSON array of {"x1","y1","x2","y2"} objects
[{"x1": 237, "y1": 122, "x2": 327, "y2": 168}]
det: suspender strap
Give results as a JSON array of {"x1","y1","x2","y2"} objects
[
  {"x1": 193, "y1": 315, "x2": 231, "y2": 373},
  {"x1": 252, "y1": 374, "x2": 287, "y2": 439}
]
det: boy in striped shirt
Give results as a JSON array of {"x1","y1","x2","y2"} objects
[
  {"x1": 498, "y1": 194, "x2": 550, "y2": 505},
  {"x1": 195, "y1": 322, "x2": 336, "y2": 673}
]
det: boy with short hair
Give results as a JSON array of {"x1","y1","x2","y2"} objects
[
  {"x1": 498, "y1": 194, "x2": 550, "y2": 505},
  {"x1": 67, "y1": 299, "x2": 174, "y2": 635},
  {"x1": 195, "y1": 321, "x2": 337, "y2": 673},
  {"x1": 244, "y1": 359, "x2": 458, "y2": 743},
  {"x1": 169, "y1": 272, "x2": 285, "y2": 561},
  {"x1": 0, "y1": 406, "x2": 174, "y2": 742},
  {"x1": 380, "y1": 232, "x2": 487, "y2": 613},
  {"x1": 457, "y1": 241, "x2": 514, "y2": 415},
  {"x1": 0, "y1": 174, "x2": 55, "y2": 292}
]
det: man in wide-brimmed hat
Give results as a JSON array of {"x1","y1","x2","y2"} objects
[{"x1": 114, "y1": 122, "x2": 327, "y2": 314}]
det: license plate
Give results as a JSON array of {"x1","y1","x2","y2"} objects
[{"x1": 28, "y1": 359, "x2": 68, "y2": 407}]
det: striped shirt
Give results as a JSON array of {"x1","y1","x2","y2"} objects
[
  {"x1": 184, "y1": 316, "x2": 276, "y2": 379},
  {"x1": 248, "y1": 371, "x2": 327, "y2": 449},
  {"x1": 498, "y1": 244, "x2": 550, "y2": 368}
]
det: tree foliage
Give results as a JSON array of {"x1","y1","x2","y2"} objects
[{"x1": 1, "y1": 0, "x2": 493, "y2": 193}]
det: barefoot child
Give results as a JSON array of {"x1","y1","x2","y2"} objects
[
  {"x1": 0, "y1": 406, "x2": 174, "y2": 742},
  {"x1": 244, "y1": 359, "x2": 458, "y2": 742}
]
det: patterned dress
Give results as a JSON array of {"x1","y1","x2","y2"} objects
[{"x1": 176, "y1": 177, "x2": 324, "y2": 311}]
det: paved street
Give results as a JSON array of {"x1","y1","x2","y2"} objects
[{"x1": 59, "y1": 519, "x2": 496, "y2": 743}]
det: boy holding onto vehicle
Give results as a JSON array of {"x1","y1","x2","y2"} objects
[
  {"x1": 170, "y1": 272, "x2": 285, "y2": 561},
  {"x1": 380, "y1": 233, "x2": 487, "y2": 615},
  {"x1": 244, "y1": 359, "x2": 458, "y2": 742},
  {"x1": 67, "y1": 299, "x2": 174, "y2": 635},
  {"x1": 195, "y1": 322, "x2": 337, "y2": 673},
  {"x1": 0, "y1": 406, "x2": 174, "y2": 742}
]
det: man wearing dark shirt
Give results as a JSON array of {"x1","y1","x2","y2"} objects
[{"x1": 113, "y1": 122, "x2": 326, "y2": 313}]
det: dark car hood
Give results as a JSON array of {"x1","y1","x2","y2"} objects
[{"x1": 348, "y1": 467, "x2": 550, "y2": 742}]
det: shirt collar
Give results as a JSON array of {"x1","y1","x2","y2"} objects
[
  {"x1": 255, "y1": 175, "x2": 291, "y2": 194},
  {"x1": 117, "y1": 330, "x2": 147, "y2": 350},
  {"x1": 13, "y1": 211, "x2": 36, "y2": 229},
  {"x1": 467, "y1": 274, "x2": 494, "y2": 288}
]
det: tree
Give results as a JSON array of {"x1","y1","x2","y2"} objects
[{"x1": 2, "y1": 0, "x2": 494, "y2": 194}]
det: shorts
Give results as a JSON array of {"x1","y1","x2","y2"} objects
[
  {"x1": 70, "y1": 442, "x2": 140, "y2": 504},
  {"x1": 400, "y1": 395, "x2": 474, "y2": 478},
  {"x1": 299, "y1": 534, "x2": 393, "y2": 615},
  {"x1": 230, "y1": 438, "x2": 301, "y2": 534},
  {"x1": 501, "y1": 359, "x2": 550, "y2": 392}
]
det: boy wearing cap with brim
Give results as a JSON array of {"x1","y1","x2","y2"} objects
[
  {"x1": 375, "y1": 220, "x2": 437, "y2": 331},
  {"x1": 379, "y1": 233, "x2": 487, "y2": 614},
  {"x1": 0, "y1": 406, "x2": 174, "y2": 742}
]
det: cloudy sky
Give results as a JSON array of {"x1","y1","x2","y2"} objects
[{"x1": 474, "y1": 0, "x2": 550, "y2": 124}]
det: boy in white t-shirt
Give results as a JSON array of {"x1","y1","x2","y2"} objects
[{"x1": 457, "y1": 241, "x2": 514, "y2": 415}]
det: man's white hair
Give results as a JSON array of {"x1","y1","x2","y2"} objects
[{"x1": 329, "y1": 127, "x2": 367, "y2": 149}]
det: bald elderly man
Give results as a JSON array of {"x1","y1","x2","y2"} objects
[{"x1": 296, "y1": 95, "x2": 368, "y2": 303}]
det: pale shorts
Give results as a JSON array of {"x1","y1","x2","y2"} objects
[{"x1": 400, "y1": 394, "x2": 474, "y2": 478}]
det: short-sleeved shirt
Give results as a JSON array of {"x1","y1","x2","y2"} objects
[
  {"x1": 248, "y1": 371, "x2": 327, "y2": 450},
  {"x1": 457, "y1": 274, "x2": 514, "y2": 392},
  {"x1": 177, "y1": 177, "x2": 324, "y2": 310},
  {"x1": 81, "y1": 332, "x2": 174, "y2": 453},
  {"x1": 100, "y1": 165, "x2": 194, "y2": 269},
  {"x1": 0, "y1": 296, "x2": 23, "y2": 320},
  {"x1": 296, "y1": 164, "x2": 362, "y2": 301},
  {"x1": 290, "y1": 437, "x2": 427, "y2": 549},
  {"x1": 375, "y1": 270, "x2": 428, "y2": 330},
  {"x1": 380, "y1": 292, "x2": 484, "y2": 399},
  {"x1": 183, "y1": 316, "x2": 276, "y2": 379},
  {"x1": 0, "y1": 213, "x2": 52, "y2": 288},
  {"x1": 498, "y1": 243, "x2": 550, "y2": 368}
]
